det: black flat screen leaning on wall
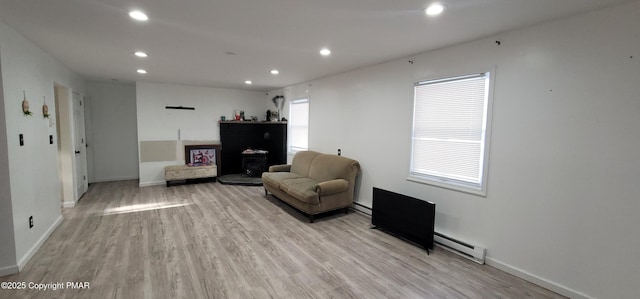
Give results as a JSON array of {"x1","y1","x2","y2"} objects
[{"x1": 371, "y1": 187, "x2": 435, "y2": 252}]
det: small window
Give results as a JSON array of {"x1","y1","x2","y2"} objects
[
  {"x1": 409, "y1": 72, "x2": 493, "y2": 195},
  {"x1": 288, "y1": 99, "x2": 309, "y2": 153}
]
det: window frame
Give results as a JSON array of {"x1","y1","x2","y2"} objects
[
  {"x1": 408, "y1": 68, "x2": 495, "y2": 196},
  {"x1": 287, "y1": 98, "x2": 309, "y2": 154}
]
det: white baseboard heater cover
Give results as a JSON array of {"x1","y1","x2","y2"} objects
[{"x1": 434, "y1": 232, "x2": 486, "y2": 265}]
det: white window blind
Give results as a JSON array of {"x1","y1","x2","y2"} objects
[
  {"x1": 288, "y1": 99, "x2": 309, "y2": 153},
  {"x1": 410, "y1": 72, "x2": 491, "y2": 193}
]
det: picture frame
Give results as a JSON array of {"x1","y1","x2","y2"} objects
[{"x1": 184, "y1": 144, "x2": 221, "y2": 168}]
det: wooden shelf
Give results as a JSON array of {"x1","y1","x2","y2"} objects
[{"x1": 219, "y1": 120, "x2": 286, "y2": 124}]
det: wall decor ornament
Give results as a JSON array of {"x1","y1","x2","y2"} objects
[
  {"x1": 271, "y1": 95, "x2": 284, "y2": 121},
  {"x1": 42, "y1": 96, "x2": 50, "y2": 118},
  {"x1": 22, "y1": 91, "x2": 32, "y2": 116}
]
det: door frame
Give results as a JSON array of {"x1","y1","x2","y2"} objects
[
  {"x1": 72, "y1": 92, "x2": 88, "y2": 199},
  {"x1": 54, "y1": 84, "x2": 87, "y2": 207}
]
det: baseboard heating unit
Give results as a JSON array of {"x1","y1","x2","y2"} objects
[
  {"x1": 434, "y1": 232, "x2": 486, "y2": 264},
  {"x1": 371, "y1": 187, "x2": 435, "y2": 253}
]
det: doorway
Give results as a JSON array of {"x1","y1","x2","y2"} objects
[
  {"x1": 72, "y1": 92, "x2": 88, "y2": 198},
  {"x1": 54, "y1": 85, "x2": 88, "y2": 207}
]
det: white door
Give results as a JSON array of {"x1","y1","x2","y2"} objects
[{"x1": 73, "y1": 92, "x2": 88, "y2": 199}]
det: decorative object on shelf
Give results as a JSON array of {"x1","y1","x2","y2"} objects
[
  {"x1": 42, "y1": 96, "x2": 50, "y2": 118},
  {"x1": 271, "y1": 95, "x2": 284, "y2": 121},
  {"x1": 22, "y1": 91, "x2": 32, "y2": 116},
  {"x1": 269, "y1": 111, "x2": 279, "y2": 122},
  {"x1": 234, "y1": 110, "x2": 243, "y2": 121}
]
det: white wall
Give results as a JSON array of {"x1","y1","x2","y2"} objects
[
  {"x1": 136, "y1": 82, "x2": 266, "y2": 185},
  {"x1": 279, "y1": 2, "x2": 640, "y2": 298},
  {"x1": 0, "y1": 20, "x2": 85, "y2": 272},
  {"x1": 86, "y1": 82, "x2": 138, "y2": 183}
]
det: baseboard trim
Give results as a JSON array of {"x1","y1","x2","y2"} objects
[
  {"x1": 0, "y1": 264, "x2": 19, "y2": 277},
  {"x1": 62, "y1": 201, "x2": 76, "y2": 208},
  {"x1": 351, "y1": 202, "x2": 372, "y2": 216},
  {"x1": 17, "y1": 215, "x2": 63, "y2": 271},
  {"x1": 351, "y1": 202, "x2": 584, "y2": 298},
  {"x1": 139, "y1": 181, "x2": 165, "y2": 187},
  {"x1": 485, "y1": 257, "x2": 592, "y2": 299},
  {"x1": 91, "y1": 176, "x2": 139, "y2": 183}
]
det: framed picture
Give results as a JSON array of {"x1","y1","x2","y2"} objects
[{"x1": 185, "y1": 144, "x2": 221, "y2": 167}]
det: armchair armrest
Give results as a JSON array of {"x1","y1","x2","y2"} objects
[
  {"x1": 268, "y1": 164, "x2": 291, "y2": 172},
  {"x1": 316, "y1": 179, "x2": 349, "y2": 196}
]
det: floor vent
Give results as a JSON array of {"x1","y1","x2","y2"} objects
[{"x1": 434, "y1": 232, "x2": 486, "y2": 264}]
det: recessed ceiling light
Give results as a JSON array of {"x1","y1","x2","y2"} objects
[
  {"x1": 320, "y1": 48, "x2": 331, "y2": 56},
  {"x1": 270, "y1": 69, "x2": 279, "y2": 75},
  {"x1": 137, "y1": 69, "x2": 147, "y2": 74},
  {"x1": 134, "y1": 51, "x2": 148, "y2": 58},
  {"x1": 425, "y1": 3, "x2": 445, "y2": 16},
  {"x1": 245, "y1": 80, "x2": 252, "y2": 85},
  {"x1": 129, "y1": 10, "x2": 148, "y2": 21}
]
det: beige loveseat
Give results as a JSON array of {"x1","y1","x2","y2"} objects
[{"x1": 262, "y1": 151, "x2": 360, "y2": 222}]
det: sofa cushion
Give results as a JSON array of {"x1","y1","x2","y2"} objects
[
  {"x1": 290, "y1": 151, "x2": 321, "y2": 177},
  {"x1": 262, "y1": 172, "x2": 303, "y2": 189},
  {"x1": 308, "y1": 154, "x2": 359, "y2": 182},
  {"x1": 280, "y1": 178, "x2": 319, "y2": 204}
]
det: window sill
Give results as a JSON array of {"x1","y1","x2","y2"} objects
[
  {"x1": 288, "y1": 149, "x2": 307, "y2": 156},
  {"x1": 407, "y1": 175, "x2": 487, "y2": 197}
]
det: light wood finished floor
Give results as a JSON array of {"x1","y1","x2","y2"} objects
[{"x1": 1, "y1": 180, "x2": 564, "y2": 299}]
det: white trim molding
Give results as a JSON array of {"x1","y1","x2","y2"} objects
[
  {"x1": 0, "y1": 264, "x2": 19, "y2": 276},
  {"x1": 17, "y1": 215, "x2": 63, "y2": 271},
  {"x1": 139, "y1": 180, "x2": 165, "y2": 187},
  {"x1": 485, "y1": 257, "x2": 593, "y2": 299}
]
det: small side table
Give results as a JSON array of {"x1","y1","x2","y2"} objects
[{"x1": 242, "y1": 149, "x2": 268, "y2": 177}]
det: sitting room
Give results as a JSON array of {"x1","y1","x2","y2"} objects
[{"x1": 1, "y1": 1, "x2": 639, "y2": 298}]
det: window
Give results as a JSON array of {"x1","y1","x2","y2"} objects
[
  {"x1": 288, "y1": 98, "x2": 309, "y2": 153},
  {"x1": 409, "y1": 72, "x2": 493, "y2": 195}
]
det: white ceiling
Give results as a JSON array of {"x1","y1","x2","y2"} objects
[{"x1": 0, "y1": 0, "x2": 633, "y2": 91}]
